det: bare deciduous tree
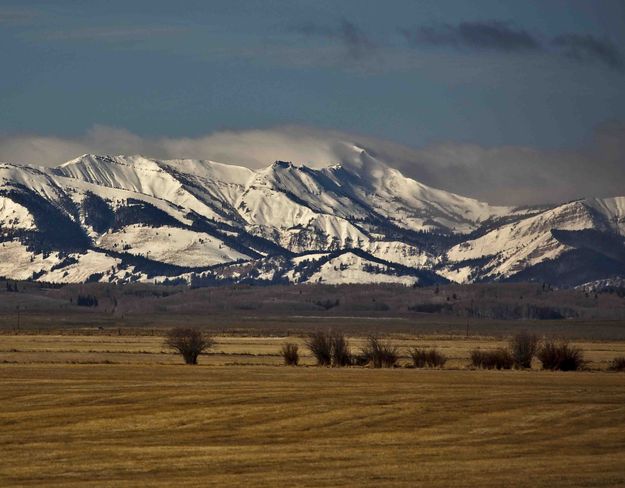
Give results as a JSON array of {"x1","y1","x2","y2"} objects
[{"x1": 165, "y1": 328, "x2": 214, "y2": 365}]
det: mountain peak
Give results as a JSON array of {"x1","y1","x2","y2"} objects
[
  {"x1": 60, "y1": 153, "x2": 155, "y2": 167},
  {"x1": 2, "y1": 151, "x2": 625, "y2": 287},
  {"x1": 59, "y1": 153, "x2": 108, "y2": 168}
]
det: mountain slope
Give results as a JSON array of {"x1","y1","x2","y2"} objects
[
  {"x1": 1, "y1": 152, "x2": 623, "y2": 287},
  {"x1": 440, "y1": 197, "x2": 625, "y2": 283}
]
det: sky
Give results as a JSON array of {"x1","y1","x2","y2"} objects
[{"x1": 0, "y1": 0, "x2": 624, "y2": 205}]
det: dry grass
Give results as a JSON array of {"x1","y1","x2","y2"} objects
[
  {"x1": 2, "y1": 333, "x2": 625, "y2": 369},
  {"x1": 0, "y1": 364, "x2": 624, "y2": 487}
]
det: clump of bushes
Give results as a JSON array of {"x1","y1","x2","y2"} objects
[
  {"x1": 608, "y1": 356, "x2": 625, "y2": 372},
  {"x1": 305, "y1": 331, "x2": 351, "y2": 367},
  {"x1": 409, "y1": 347, "x2": 447, "y2": 368},
  {"x1": 470, "y1": 349, "x2": 514, "y2": 370},
  {"x1": 300, "y1": 331, "x2": 589, "y2": 373},
  {"x1": 509, "y1": 332, "x2": 540, "y2": 369},
  {"x1": 361, "y1": 336, "x2": 399, "y2": 368},
  {"x1": 537, "y1": 340, "x2": 585, "y2": 371},
  {"x1": 280, "y1": 343, "x2": 299, "y2": 366}
]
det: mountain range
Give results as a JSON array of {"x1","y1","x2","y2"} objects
[{"x1": 1, "y1": 144, "x2": 624, "y2": 287}]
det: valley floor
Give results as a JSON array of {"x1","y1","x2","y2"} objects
[
  {"x1": 1, "y1": 333, "x2": 625, "y2": 486},
  {"x1": 1, "y1": 332, "x2": 625, "y2": 368}
]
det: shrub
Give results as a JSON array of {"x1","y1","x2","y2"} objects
[
  {"x1": 305, "y1": 331, "x2": 333, "y2": 366},
  {"x1": 509, "y1": 332, "x2": 540, "y2": 369},
  {"x1": 361, "y1": 336, "x2": 399, "y2": 368},
  {"x1": 330, "y1": 332, "x2": 351, "y2": 367},
  {"x1": 280, "y1": 343, "x2": 299, "y2": 366},
  {"x1": 609, "y1": 356, "x2": 625, "y2": 372},
  {"x1": 409, "y1": 347, "x2": 447, "y2": 368},
  {"x1": 470, "y1": 349, "x2": 514, "y2": 370},
  {"x1": 470, "y1": 350, "x2": 483, "y2": 368},
  {"x1": 164, "y1": 327, "x2": 214, "y2": 365},
  {"x1": 305, "y1": 331, "x2": 351, "y2": 367},
  {"x1": 537, "y1": 340, "x2": 585, "y2": 371}
]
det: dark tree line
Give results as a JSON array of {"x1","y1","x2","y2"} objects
[
  {"x1": 76, "y1": 294, "x2": 99, "y2": 307},
  {"x1": 5, "y1": 282, "x2": 19, "y2": 292}
]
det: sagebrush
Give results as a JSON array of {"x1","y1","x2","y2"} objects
[
  {"x1": 409, "y1": 347, "x2": 447, "y2": 368},
  {"x1": 361, "y1": 336, "x2": 399, "y2": 368},
  {"x1": 305, "y1": 331, "x2": 333, "y2": 366},
  {"x1": 305, "y1": 331, "x2": 351, "y2": 367},
  {"x1": 509, "y1": 332, "x2": 540, "y2": 369},
  {"x1": 280, "y1": 343, "x2": 299, "y2": 366},
  {"x1": 470, "y1": 349, "x2": 514, "y2": 370},
  {"x1": 537, "y1": 340, "x2": 585, "y2": 371}
]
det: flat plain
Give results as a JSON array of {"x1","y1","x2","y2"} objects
[{"x1": 1, "y1": 332, "x2": 625, "y2": 487}]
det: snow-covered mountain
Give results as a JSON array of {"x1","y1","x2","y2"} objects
[{"x1": 1, "y1": 147, "x2": 623, "y2": 287}]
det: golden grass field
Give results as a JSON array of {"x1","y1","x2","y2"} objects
[
  {"x1": 2, "y1": 332, "x2": 625, "y2": 368},
  {"x1": 1, "y1": 332, "x2": 625, "y2": 487}
]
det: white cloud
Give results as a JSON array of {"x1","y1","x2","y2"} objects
[{"x1": 1, "y1": 123, "x2": 623, "y2": 206}]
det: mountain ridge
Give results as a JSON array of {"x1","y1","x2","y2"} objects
[{"x1": 1, "y1": 150, "x2": 623, "y2": 287}]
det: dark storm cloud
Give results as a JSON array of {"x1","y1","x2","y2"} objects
[
  {"x1": 552, "y1": 34, "x2": 623, "y2": 70},
  {"x1": 401, "y1": 20, "x2": 624, "y2": 71},
  {"x1": 291, "y1": 18, "x2": 376, "y2": 60},
  {"x1": 402, "y1": 20, "x2": 541, "y2": 52}
]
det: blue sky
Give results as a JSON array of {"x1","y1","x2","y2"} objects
[
  {"x1": 1, "y1": 0, "x2": 624, "y2": 146},
  {"x1": 0, "y1": 1, "x2": 624, "y2": 204}
]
